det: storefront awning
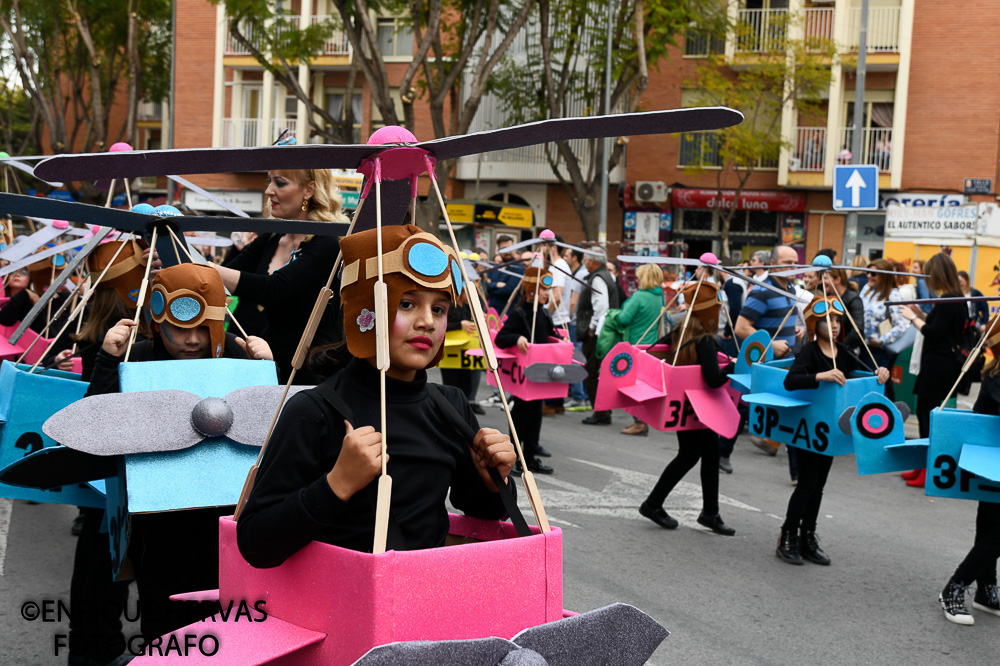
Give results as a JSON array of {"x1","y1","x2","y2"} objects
[
  {"x1": 672, "y1": 188, "x2": 807, "y2": 213},
  {"x1": 444, "y1": 200, "x2": 533, "y2": 228}
]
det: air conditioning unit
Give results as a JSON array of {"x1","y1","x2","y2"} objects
[{"x1": 635, "y1": 181, "x2": 668, "y2": 204}]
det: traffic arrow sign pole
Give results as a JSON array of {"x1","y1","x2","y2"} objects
[{"x1": 846, "y1": 169, "x2": 867, "y2": 207}]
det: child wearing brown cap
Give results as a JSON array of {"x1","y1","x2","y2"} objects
[
  {"x1": 776, "y1": 295, "x2": 889, "y2": 566},
  {"x1": 86, "y1": 263, "x2": 274, "y2": 641},
  {"x1": 237, "y1": 225, "x2": 515, "y2": 567},
  {"x1": 494, "y1": 266, "x2": 556, "y2": 475},
  {"x1": 640, "y1": 276, "x2": 736, "y2": 536}
]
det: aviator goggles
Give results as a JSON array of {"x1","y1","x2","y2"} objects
[
  {"x1": 809, "y1": 299, "x2": 845, "y2": 317},
  {"x1": 149, "y1": 285, "x2": 228, "y2": 328},
  {"x1": 343, "y1": 232, "x2": 463, "y2": 295}
]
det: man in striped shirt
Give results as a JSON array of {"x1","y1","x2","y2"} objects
[
  {"x1": 735, "y1": 245, "x2": 801, "y2": 358},
  {"x1": 734, "y1": 245, "x2": 805, "y2": 473}
]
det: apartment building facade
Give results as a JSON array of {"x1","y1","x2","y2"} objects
[{"x1": 167, "y1": 0, "x2": 1000, "y2": 287}]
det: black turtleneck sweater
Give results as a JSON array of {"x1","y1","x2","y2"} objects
[{"x1": 237, "y1": 357, "x2": 509, "y2": 567}]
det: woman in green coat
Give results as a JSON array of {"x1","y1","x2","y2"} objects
[{"x1": 618, "y1": 263, "x2": 664, "y2": 435}]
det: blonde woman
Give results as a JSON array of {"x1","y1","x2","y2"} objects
[
  {"x1": 618, "y1": 263, "x2": 665, "y2": 436},
  {"x1": 213, "y1": 168, "x2": 349, "y2": 382}
]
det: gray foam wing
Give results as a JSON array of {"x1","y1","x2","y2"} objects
[
  {"x1": 225, "y1": 385, "x2": 313, "y2": 448},
  {"x1": 512, "y1": 603, "x2": 669, "y2": 666},
  {"x1": 351, "y1": 637, "x2": 518, "y2": 666},
  {"x1": 43, "y1": 390, "x2": 202, "y2": 455}
]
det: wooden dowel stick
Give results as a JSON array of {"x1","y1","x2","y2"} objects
[
  {"x1": 939, "y1": 314, "x2": 1000, "y2": 410},
  {"x1": 672, "y1": 278, "x2": 703, "y2": 365},
  {"x1": 124, "y1": 227, "x2": 158, "y2": 362},
  {"x1": 426, "y1": 160, "x2": 549, "y2": 533}
]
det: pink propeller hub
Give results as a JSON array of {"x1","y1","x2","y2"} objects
[
  {"x1": 52, "y1": 220, "x2": 69, "y2": 229},
  {"x1": 109, "y1": 142, "x2": 133, "y2": 153},
  {"x1": 540, "y1": 229, "x2": 556, "y2": 240},
  {"x1": 700, "y1": 252, "x2": 719, "y2": 265},
  {"x1": 367, "y1": 126, "x2": 417, "y2": 146}
]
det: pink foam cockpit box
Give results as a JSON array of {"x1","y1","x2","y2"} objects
[
  {"x1": 217, "y1": 513, "x2": 563, "y2": 666},
  {"x1": 477, "y1": 333, "x2": 577, "y2": 401}
]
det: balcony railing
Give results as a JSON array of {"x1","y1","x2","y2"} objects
[
  {"x1": 803, "y1": 7, "x2": 834, "y2": 45},
  {"x1": 221, "y1": 118, "x2": 260, "y2": 148},
  {"x1": 736, "y1": 8, "x2": 787, "y2": 53},
  {"x1": 845, "y1": 7, "x2": 901, "y2": 52},
  {"x1": 311, "y1": 16, "x2": 351, "y2": 55},
  {"x1": 138, "y1": 100, "x2": 163, "y2": 121},
  {"x1": 271, "y1": 118, "x2": 297, "y2": 142},
  {"x1": 837, "y1": 127, "x2": 893, "y2": 172},
  {"x1": 734, "y1": 6, "x2": 900, "y2": 54},
  {"x1": 679, "y1": 132, "x2": 779, "y2": 170},
  {"x1": 225, "y1": 20, "x2": 260, "y2": 55},
  {"x1": 226, "y1": 16, "x2": 349, "y2": 57},
  {"x1": 790, "y1": 127, "x2": 827, "y2": 172}
]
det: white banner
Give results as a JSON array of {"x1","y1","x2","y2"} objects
[
  {"x1": 182, "y1": 189, "x2": 263, "y2": 214},
  {"x1": 884, "y1": 204, "x2": 978, "y2": 238}
]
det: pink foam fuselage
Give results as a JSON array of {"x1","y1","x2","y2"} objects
[
  {"x1": 480, "y1": 332, "x2": 578, "y2": 401},
  {"x1": 205, "y1": 515, "x2": 562, "y2": 665},
  {"x1": 596, "y1": 341, "x2": 740, "y2": 436}
]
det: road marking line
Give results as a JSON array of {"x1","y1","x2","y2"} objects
[{"x1": 0, "y1": 498, "x2": 12, "y2": 576}]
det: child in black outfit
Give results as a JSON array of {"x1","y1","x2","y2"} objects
[
  {"x1": 89, "y1": 263, "x2": 273, "y2": 641},
  {"x1": 495, "y1": 266, "x2": 556, "y2": 476},
  {"x1": 639, "y1": 277, "x2": 736, "y2": 535},
  {"x1": 937, "y1": 315, "x2": 1000, "y2": 625},
  {"x1": 237, "y1": 225, "x2": 515, "y2": 567},
  {"x1": 777, "y1": 295, "x2": 889, "y2": 565}
]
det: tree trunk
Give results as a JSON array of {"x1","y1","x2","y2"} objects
[{"x1": 124, "y1": 0, "x2": 140, "y2": 148}]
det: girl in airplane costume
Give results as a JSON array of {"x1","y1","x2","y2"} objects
[
  {"x1": 238, "y1": 225, "x2": 516, "y2": 567},
  {"x1": 776, "y1": 295, "x2": 889, "y2": 566},
  {"x1": 639, "y1": 275, "x2": 736, "y2": 536}
]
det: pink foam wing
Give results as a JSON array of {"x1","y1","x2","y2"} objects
[
  {"x1": 619, "y1": 381, "x2": 664, "y2": 404},
  {"x1": 685, "y1": 388, "x2": 741, "y2": 439}
]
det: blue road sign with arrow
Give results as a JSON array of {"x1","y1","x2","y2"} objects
[{"x1": 834, "y1": 165, "x2": 879, "y2": 211}]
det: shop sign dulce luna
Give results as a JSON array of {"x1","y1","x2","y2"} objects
[{"x1": 671, "y1": 188, "x2": 807, "y2": 212}]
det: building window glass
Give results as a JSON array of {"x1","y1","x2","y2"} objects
[
  {"x1": 684, "y1": 29, "x2": 725, "y2": 57},
  {"x1": 377, "y1": 18, "x2": 414, "y2": 57},
  {"x1": 370, "y1": 88, "x2": 405, "y2": 132},
  {"x1": 326, "y1": 91, "x2": 363, "y2": 143}
]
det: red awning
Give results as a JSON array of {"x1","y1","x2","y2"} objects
[{"x1": 672, "y1": 188, "x2": 806, "y2": 213}]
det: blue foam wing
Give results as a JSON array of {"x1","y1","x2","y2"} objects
[
  {"x1": 958, "y1": 444, "x2": 1000, "y2": 484},
  {"x1": 742, "y1": 392, "x2": 811, "y2": 408}
]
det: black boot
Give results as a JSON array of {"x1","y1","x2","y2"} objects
[
  {"x1": 799, "y1": 529, "x2": 831, "y2": 565},
  {"x1": 776, "y1": 526, "x2": 803, "y2": 565},
  {"x1": 697, "y1": 512, "x2": 736, "y2": 536}
]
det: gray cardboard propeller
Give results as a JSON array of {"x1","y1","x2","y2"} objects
[
  {"x1": 350, "y1": 603, "x2": 668, "y2": 666},
  {"x1": 34, "y1": 108, "x2": 743, "y2": 182}
]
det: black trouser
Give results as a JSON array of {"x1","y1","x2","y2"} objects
[
  {"x1": 719, "y1": 402, "x2": 749, "y2": 458},
  {"x1": 952, "y1": 501, "x2": 1000, "y2": 587},
  {"x1": 511, "y1": 397, "x2": 544, "y2": 461},
  {"x1": 917, "y1": 370, "x2": 956, "y2": 438},
  {"x1": 68, "y1": 508, "x2": 131, "y2": 663},
  {"x1": 581, "y1": 334, "x2": 607, "y2": 416},
  {"x1": 129, "y1": 508, "x2": 229, "y2": 641},
  {"x1": 646, "y1": 428, "x2": 720, "y2": 515},
  {"x1": 782, "y1": 449, "x2": 833, "y2": 532}
]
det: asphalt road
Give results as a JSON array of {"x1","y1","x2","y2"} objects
[{"x1": 1, "y1": 387, "x2": 997, "y2": 664}]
